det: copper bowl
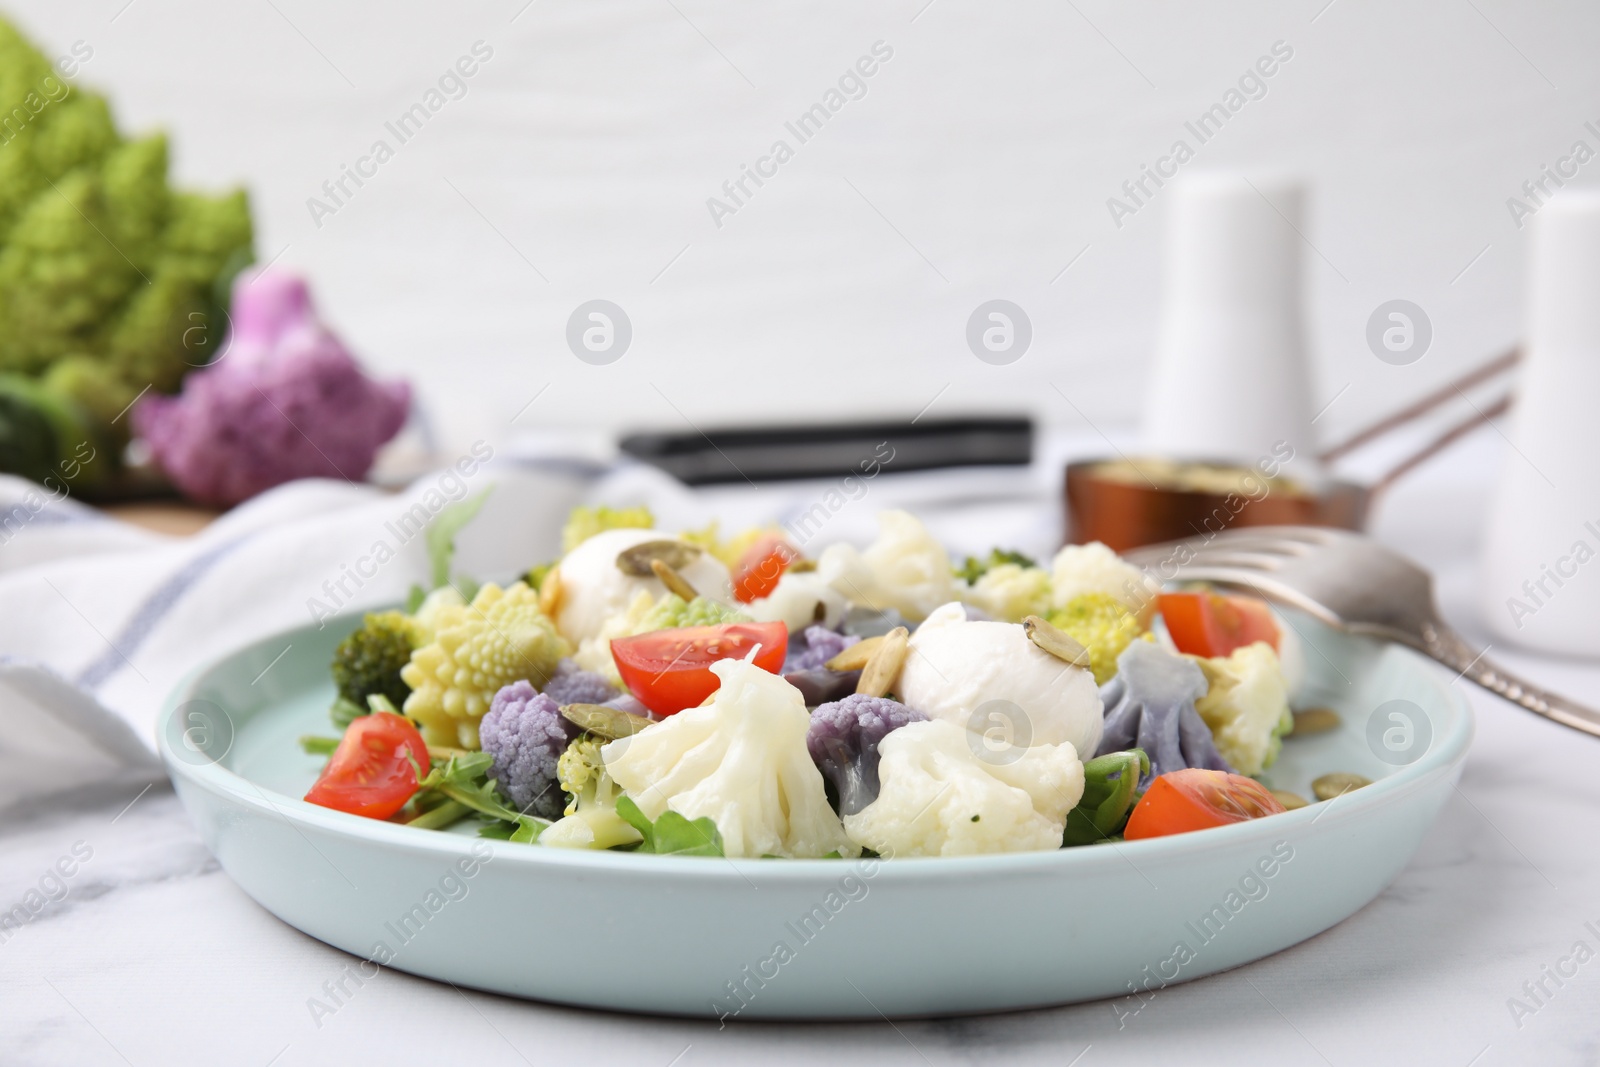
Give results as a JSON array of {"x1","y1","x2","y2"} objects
[{"x1": 1065, "y1": 460, "x2": 1371, "y2": 554}]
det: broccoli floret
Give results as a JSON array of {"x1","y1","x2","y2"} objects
[
  {"x1": 1049, "y1": 592, "x2": 1146, "y2": 685},
  {"x1": 560, "y1": 504, "x2": 654, "y2": 553},
  {"x1": 806, "y1": 693, "x2": 928, "y2": 816},
  {"x1": 541, "y1": 658, "x2": 620, "y2": 706},
  {"x1": 330, "y1": 612, "x2": 417, "y2": 717},
  {"x1": 954, "y1": 548, "x2": 1037, "y2": 584},
  {"x1": 478, "y1": 681, "x2": 578, "y2": 820}
]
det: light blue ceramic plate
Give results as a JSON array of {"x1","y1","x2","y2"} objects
[{"x1": 159, "y1": 611, "x2": 1471, "y2": 1019}]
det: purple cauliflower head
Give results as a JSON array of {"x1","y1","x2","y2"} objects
[
  {"x1": 540, "y1": 658, "x2": 620, "y2": 707},
  {"x1": 132, "y1": 268, "x2": 411, "y2": 506},
  {"x1": 784, "y1": 624, "x2": 860, "y2": 673},
  {"x1": 478, "y1": 680, "x2": 578, "y2": 820},
  {"x1": 806, "y1": 693, "x2": 928, "y2": 816}
]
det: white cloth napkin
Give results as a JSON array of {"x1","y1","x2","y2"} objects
[{"x1": 0, "y1": 436, "x2": 1064, "y2": 810}]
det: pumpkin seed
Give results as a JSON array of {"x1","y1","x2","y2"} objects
[
  {"x1": 1311, "y1": 772, "x2": 1372, "y2": 802},
  {"x1": 649, "y1": 558, "x2": 699, "y2": 600},
  {"x1": 538, "y1": 565, "x2": 562, "y2": 617},
  {"x1": 856, "y1": 626, "x2": 910, "y2": 697},
  {"x1": 560, "y1": 703, "x2": 654, "y2": 739},
  {"x1": 1292, "y1": 708, "x2": 1341, "y2": 736},
  {"x1": 1270, "y1": 790, "x2": 1308, "y2": 811},
  {"x1": 1022, "y1": 615, "x2": 1093, "y2": 668},
  {"x1": 789, "y1": 559, "x2": 818, "y2": 573},
  {"x1": 615, "y1": 539, "x2": 703, "y2": 577},
  {"x1": 825, "y1": 635, "x2": 883, "y2": 672}
]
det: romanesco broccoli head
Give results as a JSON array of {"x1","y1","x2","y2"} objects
[
  {"x1": 560, "y1": 504, "x2": 654, "y2": 553},
  {"x1": 635, "y1": 593, "x2": 750, "y2": 632},
  {"x1": 1049, "y1": 592, "x2": 1147, "y2": 685},
  {"x1": 330, "y1": 611, "x2": 418, "y2": 712},
  {"x1": 400, "y1": 581, "x2": 572, "y2": 749},
  {"x1": 0, "y1": 17, "x2": 252, "y2": 482}
]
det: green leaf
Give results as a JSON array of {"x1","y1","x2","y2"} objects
[
  {"x1": 509, "y1": 817, "x2": 545, "y2": 844},
  {"x1": 426, "y1": 486, "x2": 494, "y2": 591},
  {"x1": 405, "y1": 584, "x2": 427, "y2": 614},
  {"x1": 614, "y1": 796, "x2": 725, "y2": 857},
  {"x1": 1062, "y1": 748, "x2": 1150, "y2": 847},
  {"x1": 477, "y1": 821, "x2": 516, "y2": 840}
]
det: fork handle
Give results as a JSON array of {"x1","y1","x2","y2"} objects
[{"x1": 1420, "y1": 622, "x2": 1600, "y2": 739}]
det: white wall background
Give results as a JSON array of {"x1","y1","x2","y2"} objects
[{"x1": 8, "y1": 0, "x2": 1597, "y2": 456}]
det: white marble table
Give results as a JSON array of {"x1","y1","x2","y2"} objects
[{"x1": 5, "y1": 432, "x2": 1600, "y2": 1067}]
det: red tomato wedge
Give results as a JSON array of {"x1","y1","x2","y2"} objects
[
  {"x1": 305, "y1": 712, "x2": 429, "y2": 820},
  {"x1": 1123, "y1": 768, "x2": 1286, "y2": 840},
  {"x1": 732, "y1": 536, "x2": 800, "y2": 603},
  {"x1": 1158, "y1": 591, "x2": 1280, "y2": 658},
  {"x1": 612, "y1": 621, "x2": 788, "y2": 715}
]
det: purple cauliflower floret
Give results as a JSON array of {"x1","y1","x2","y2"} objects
[
  {"x1": 477, "y1": 681, "x2": 578, "y2": 820},
  {"x1": 784, "y1": 624, "x2": 860, "y2": 672},
  {"x1": 541, "y1": 658, "x2": 619, "y2": 706},
  {"x1": 806, "y1": 694, "x2": 928, "y2": 816},
  {"x1": 132, "y1": 268, "x2": 411, "y2": 506},
  {"x1": 1096, "y1": 640, "x2": 1231, "y2": 786}
]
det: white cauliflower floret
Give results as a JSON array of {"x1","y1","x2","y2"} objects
[
  {"x1": 601, "y1": 656, "x2": 857, "y2": 859},
  {"x1": 963, "y1": 563, "x2": 1052, "y2": 622},
  {"x1": 844, "y1": 720, "x2": 1085, "y2": 857},
  {"x1": 1050, "y1": 541, "x2": 1159, "y2": 617},
  {"x1": 554, "y1": 528, "x2": 732, "y2": 645},
  {"x1": 816, "y1": 510, "x2": 954, "y2": 622},
  {"x1": 744, "y1": 569, "x2": 849, "y2": 631},
  {"x1": 899, "y1": 602, "x2": 1103, "y2": 758},
  {"x1": 1191, "y1": 642, "x2": 1293, "y2": 776}
]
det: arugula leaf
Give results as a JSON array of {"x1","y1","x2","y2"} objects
[
  {"x1": 415, "y1": 752, "x2": 543, "y2": 832},
  {"x1": 405, "y1": 584, "x2": 427, "y2": 613},
  {"x1": 614, "y1": 796, "x2": 725, "y2": 857},
  {"x1": 426, "y1": 486, "x2": 493, "y2": 591},
  {"x1": 1063, "y1": 748, "x2": 1150, "y2": 847}
]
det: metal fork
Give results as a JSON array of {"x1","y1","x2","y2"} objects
[{"x1": 1123, "y1": 525, "x2": 1600, "y2": 739}]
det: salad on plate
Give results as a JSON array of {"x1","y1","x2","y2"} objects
[{"x1": 299, "y1": 500, "x2": 1354, "y2": 859}]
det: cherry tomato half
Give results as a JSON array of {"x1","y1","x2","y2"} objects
[
  {"x1": 305, "y1": 712, "x2": 429, "y2": 820},
  {"x1": 1123, "y1": 768, "x2": 1286, "y2": 840},
  {"x1": 732, "y1": 535, "x2": 800, "y2": 603},
  {"x1": 1158, "y1": 591, "x2": 1280, "y2": 659},
  {"x1": 612, "y1": 621, "x2": 788, "y2": 715}
]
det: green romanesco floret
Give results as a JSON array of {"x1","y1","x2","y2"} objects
[
  {"x1": 330, "y1": 611, "x2": 419, "y2": 717},
  {"x1": 556, "y1": 734, "x2": 620, "y2": 816},
  {"x1": 400, "y1": 582, "x2": 571, "y2": 749},
  {"x1": 0, "y1": 18, "x2": 253, "y2": 484},
  {"x1": 636, "y1": 593, "x2": 751, "y2": 632},
  {"x1": 1191, "y1": 642, "x2": 1293, "y2": 776},
  {"x1": 560, "y1": 504, "x2": 654, "y2": 553},
  {"x1": 540, "y1": 733, "x2": 642, "y2": 850},
  {"x1": 1049, "y1": 592, "x2": 1147, "y2": 685}
]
